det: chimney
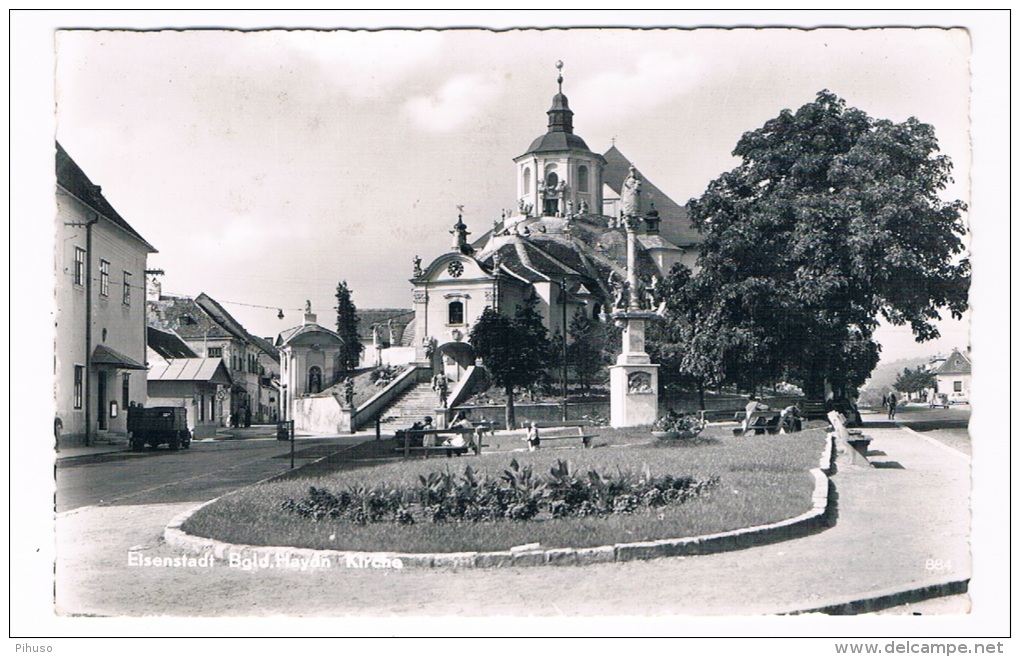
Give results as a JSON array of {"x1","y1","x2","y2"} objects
[{"x1": 146, "y1": 274, "x2": 162, "y2": 301}]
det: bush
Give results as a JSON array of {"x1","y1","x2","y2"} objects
[{"x1": 280, "y1": 459, "x2": 718, "y2": 526}]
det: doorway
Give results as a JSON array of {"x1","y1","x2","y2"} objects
[{"x1": 96, "y1": 371, "x2": 107, "y2": 430}]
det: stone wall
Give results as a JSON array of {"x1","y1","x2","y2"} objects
[{"x1": 292, "y1": 395, "x2": 353, "y2": 435}]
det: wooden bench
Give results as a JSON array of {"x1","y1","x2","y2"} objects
[
  {"x1": 398, "y1": 427, "x2": 489, "y2": 458},
  {"x1": 527, "y1": 421, "x2": 598, "y2": 449},
  {"x1": 827, "y1": 410, "x2": 872, "y2": 456},
  {"x1": 732, "y1": 410, "x2": 782, "y2": 435}
]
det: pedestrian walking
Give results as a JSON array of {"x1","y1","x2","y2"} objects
[
  {"x1": 886, "y1": 392, "x2": 898, "y2": 420},
  {"x1": 432, "y1": 373, "x2": 449, "y2": 408}
]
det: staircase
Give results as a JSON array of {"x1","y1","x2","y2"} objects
[{"x1": 377, "y1": 382, "x2": 443, "y2": 431}]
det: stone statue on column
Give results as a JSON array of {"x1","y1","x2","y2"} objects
[{"x1": 621, "y1": 166, "x2": 642, "y2": 218}]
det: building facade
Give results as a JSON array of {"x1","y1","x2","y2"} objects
[
  {"x1": 933, "y1": 348, "x2": 972, "y2": 404},
  {"x1": 55, "y1": 142, "x2": 156, "y2": 446},
  {"x1": 409, "y1": 70, "x2": 703, "y2": 384},
  {"x1": 147, "y1": 286, "x2": 280, "y2": 425}
]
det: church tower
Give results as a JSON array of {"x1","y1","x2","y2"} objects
[{"x1": 513, "y1": 62, "x2": 605, "y2": 219}]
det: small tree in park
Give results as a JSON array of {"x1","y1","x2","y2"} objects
[
  {"x1": 334, "y1": 281, "x2": 363, "y2": 373},
  {"x1": 470, "y1": 293, "x2": 553, "y2": 429}
]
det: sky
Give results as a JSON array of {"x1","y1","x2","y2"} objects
[{"x1": 47, "y1": 19, "x2": 977, "y2": 363}]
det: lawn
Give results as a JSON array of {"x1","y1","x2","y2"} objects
[{"x1": 182, "y1": 424, "x2": 829, "y2": 553}]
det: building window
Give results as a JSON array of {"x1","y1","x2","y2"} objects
[
  {"x1": 207, "y1": 347, "x2": 222, "y2": 358},
  {"x1": 74, "y1": 365, "x2": 84, "y2": 409},
  {"x1": 199, "y1": 394, "x2": 206, "y2": 421},
  {"x1": 546, "y1": 171, "x2": 558, "y2": 189},
  {"x1": 74, "y1": 247, "x2": 86, "y2": 286},
  {"x1": 577, "y1": 166, "x2": 589, "y2": 192},
  {"x1": 99, "y1": 260, "x2": 110, "y2": 296},
  {"x1": 522, "y1": 167, "x2": 531, "y2": 193},
  {"x1": 123, "y1": 271, "x2": 132, "y2": 305},
  {"x1": 122, "y1": 373, "x2": 130, "y2": 408},
  {"x1": 448, "y1": 300, "x2": 464, "y2": 325},
  {"x1": 954, "y1": 380, "x2": 962, "y2": 392}
]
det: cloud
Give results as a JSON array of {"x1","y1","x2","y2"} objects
[
  {"x1": 569, "y1": 52, "x2": 703, "y2": 127},
  {"x1": 403, "y1": 73, "x2": 504, "y2": 133},
  {"x1": 273, "y1": 30, "x2": 444, "y2": 99}
]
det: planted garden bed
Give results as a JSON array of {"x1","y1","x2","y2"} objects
[{"x1": 182, "y1": 425, "x2": 828, "y2": 553}]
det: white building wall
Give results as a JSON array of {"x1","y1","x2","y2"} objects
[{"x1": 55, "y1": 190, "x2": 150, "y2": 442}]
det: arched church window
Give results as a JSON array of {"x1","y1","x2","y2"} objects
[
  {"x1": 577, "y1": 166, "x2": 589, "y2": 192},
  {"x1": 546, "y1": 172, "x2": 558, "y2": 189},
  {"x1": 308, "y1": 366, "x2": 322, "y2": 394},
  {"x1": 522, "y1": 167, "x2": 531, "y2": 193},
  {"x1": 448, "y1": 300, "x2": 464, "y2": 326}
]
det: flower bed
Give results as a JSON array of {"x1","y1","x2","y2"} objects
[
  {"x1": 281, "y1": 458, "x2": 718, "y2": 525},
  {"x1": 181, "y1": 426, "x2": 827, "y2": 553}
]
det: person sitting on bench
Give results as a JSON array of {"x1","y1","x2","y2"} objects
[
  {"x1": 419, "y1": 416, "x2": 435, "y2": 447},
  {"x1": 524, "y1": 421, "x2": 540, "y2": 452},
  {"x1": 444, "y1": 411, "x2": 475, "y2": 457},
  {"x1": 743, "y1": 396, "x2": 769, "y2": 433}
]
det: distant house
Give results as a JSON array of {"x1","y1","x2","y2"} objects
[
  {"x1": 146, "y1": 326, "x2": 232, "y2": 439},
  {"x1": 932, "y1": 348, "x2": 972, "y2": 404},
  {"x1": 55, "y1": 142, "x2": 157, "y2": 446},
  {"x1": 147, "y1": 285, "x2": 280, "y2": 424}
]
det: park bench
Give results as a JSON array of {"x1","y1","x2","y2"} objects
[
  {"x1": 398, "y1": 426, "x2": 490, "y2": 458},
  {"x1": 527, "y1": 420, "x2": 599, "y2": 449},
  {"x1": 827, "y1": 410, "x2": 872, "y2": 457},
  {"x1": 732, "y1": 410, "x2": 782, "y2": 435}
]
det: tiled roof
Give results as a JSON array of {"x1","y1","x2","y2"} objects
[
  {"x1": 147, "y1": 326, "x2": 198, "y2": 360},
  {"x1": 934, "y1": 349, "x2": 972, "y2": 375},
  {"x1": 55, "y1": 142, "x2": 156, "y2": 252},
  {"x1": 602, "y1": 145, "x2": 703, "y2": 247},
  {"x1": 148, "y1": 358, "x2": 232, "y2": 385},
  {"x1": 276, "y1": 323, "x2": 345, "y2": 348},
  {"x1": 519, "y1": 131, "x2": 597, "y2": 157},
  {"x1": 148, "y1": 296, "x2": 233, "y2": 340},
  {"x1": 196, "y1": 293, "x2": 280, "y2": 362}
]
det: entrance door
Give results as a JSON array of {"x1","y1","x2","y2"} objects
[
  {"x1": 543, "y1": 197, "x2": 558, "y2": 216},
  {"x1": 96, "y1": 371, "x2": 107, "y2": 430}
]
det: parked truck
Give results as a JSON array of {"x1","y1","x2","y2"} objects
[{"x1": 127, "y1": 406, "x2": 192, "y2": 451}]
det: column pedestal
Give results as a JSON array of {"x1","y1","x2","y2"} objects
[{"x1": 609, "y1": 310, "x2": 659, "y2": 428}]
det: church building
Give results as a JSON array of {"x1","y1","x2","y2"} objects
[{"x1": 410, "y1": 65, "x2": 703, "y2": 384}]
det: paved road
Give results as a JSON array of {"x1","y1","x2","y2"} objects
[{"x1": 55, "y1": 434, "x2": 367, "y2": 513}]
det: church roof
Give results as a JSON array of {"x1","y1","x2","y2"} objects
[
  {"x1": 520, "y1": 131, "x2": 596, "y2": 157},
  {"x1": 603, "y1": 145, "x2": 703, "y2": 247},
  {"x1": 276, "y1": 323, "x2": 345, "y2": 348}
]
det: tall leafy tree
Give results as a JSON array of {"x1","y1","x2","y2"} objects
[
  {"x1": 334, "y1": 280, "x2": 363, "y2": 373},
  {"x1": 469, "y1": 292, "x2": 552, "y2": 429},
  {"x1": 682, "y1": 90, "x2": 969, "y2": 399}
]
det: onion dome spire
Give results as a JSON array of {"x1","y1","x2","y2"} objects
[{"x1": 547, "y1": 60, "x2": 573, "y2": 134}]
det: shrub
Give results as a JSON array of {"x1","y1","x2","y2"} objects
[{"x1": 280, "y1": 458, "x2": 718, "y2": 526}]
